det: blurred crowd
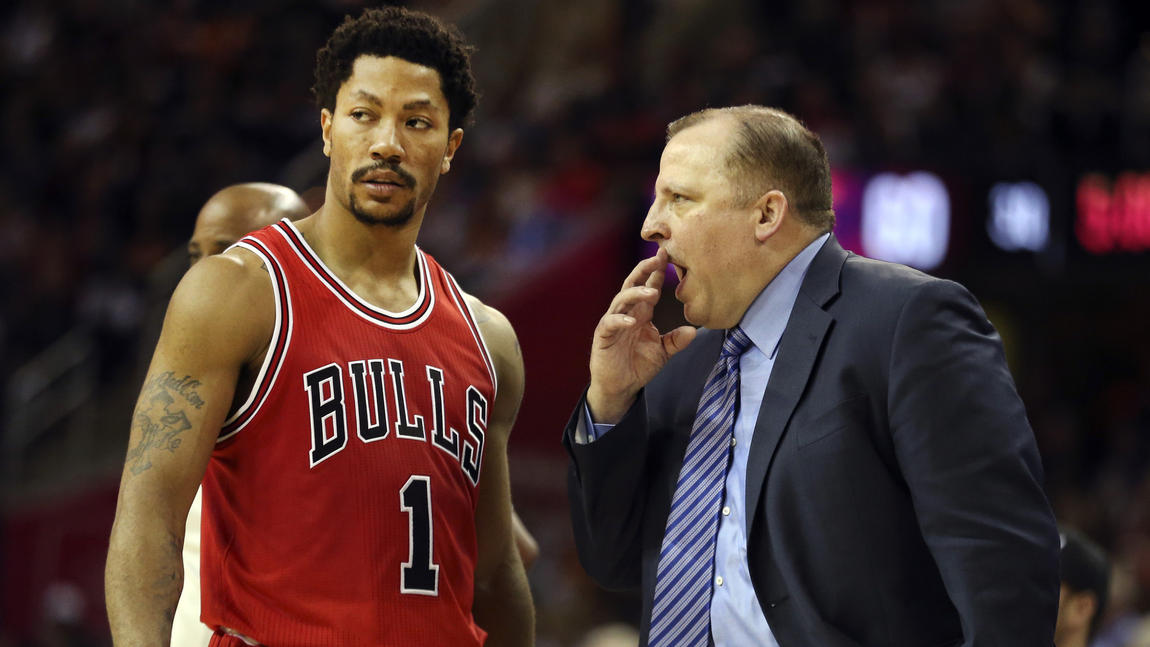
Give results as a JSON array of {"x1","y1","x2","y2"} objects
[{"x1": 2, "y1": 0, "x2": 1149, "y2": 645}]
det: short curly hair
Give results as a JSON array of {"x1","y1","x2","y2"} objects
[{"x1": 313, "y1": 6, "x2": 478, "y2": 131}]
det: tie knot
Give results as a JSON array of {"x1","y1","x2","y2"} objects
[{"x1": 721, "y1": 326, "x2": 753, "y2": 359}]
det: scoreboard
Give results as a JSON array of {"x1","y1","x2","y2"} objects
[{"x1": 828, "y1": 168, "x2": 1150, "y2": 279}]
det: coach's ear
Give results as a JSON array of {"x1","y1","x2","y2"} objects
[
  {"x1": 321, "y1": 109, "x2": 333, "y2": 157},
  {"x1": 753, "y1": 189, "x2": 788, "y2": 243}
]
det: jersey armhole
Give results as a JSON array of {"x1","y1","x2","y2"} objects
[
  {"x1": 218, "y1": 239, "x2": 293, "y2": 442},
  {"x1": 439, "y1": 266, "x2": 498, "y2": 399}
]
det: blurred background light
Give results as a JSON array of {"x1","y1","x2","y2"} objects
[
  {"x1": 860, "y1": 171, "x2": 950, "y2": 271},
  {"x1": 988, "y1": 181, "x2": 1050, "y2": 252}
]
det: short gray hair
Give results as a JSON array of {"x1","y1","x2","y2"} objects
[{"x1": 668, "y1": 105, "x2": 835, "y2": 233}]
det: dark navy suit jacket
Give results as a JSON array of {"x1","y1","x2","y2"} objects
[{"x1": 565, "y1": 236, "x2": 1059, "y2": 646}]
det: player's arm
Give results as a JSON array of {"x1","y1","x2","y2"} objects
[
  {"x1": 105, "y1": 250, "x2": 272, "y2": 647},
  {"x1": 511, "y1": 509, "x2": 539, "y2": 570},
  {"x1": 467, "y1": 297, "x2": 534, "y2": 647}
]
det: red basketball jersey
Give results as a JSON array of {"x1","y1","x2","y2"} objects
[{"x1": 200, "y1": 220, "x2": 496, "y2": 646}]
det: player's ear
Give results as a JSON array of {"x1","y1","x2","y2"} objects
[
  {"x1": 441, "y1": 128, "x2": 464, "y2": 175},
  {"x1": 321, "y1": 109, "x2": 333, "y2": 157}
]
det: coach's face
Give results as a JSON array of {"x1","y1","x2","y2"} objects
[
  {"x1": 321, "y1": 55, "x2": 463, "y2": 228},
  {"x1": 642, "y1": 118, "x2": 765, "y2": 330}
]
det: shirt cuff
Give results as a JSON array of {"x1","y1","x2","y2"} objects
[{"x1": 573, "y1": 403, "x2": 617, "y2": 444}]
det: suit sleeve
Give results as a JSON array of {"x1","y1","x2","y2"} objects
[
  {"x1": 564, "y1": 390, "x2": 651, "y2": 591},
  {"x1": 887, "y1": 279, "x2": 1059, "y2": 646}
]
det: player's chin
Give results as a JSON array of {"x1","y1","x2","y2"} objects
[{"x1": 350, "y1": 200, "x2": 416, "y2": 228}]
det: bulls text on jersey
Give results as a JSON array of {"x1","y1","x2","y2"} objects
[{"x1": 302, "y1": 359, "x2": 488, "y2": 484}]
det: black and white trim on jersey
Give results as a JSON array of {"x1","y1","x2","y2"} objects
[
  {"x1": 439, "y1": 268, "x2": 498, "y2": 399},
  {"x1": 219, "y1": 237, "x2": 293, "y2": 442},
  {"x1": 274, "y1": 220, "x2": 435, "y2": 330}
]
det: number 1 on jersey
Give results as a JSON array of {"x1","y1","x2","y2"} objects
[{"x1": 400, "y1": 475, "x2": 440, "y2": 595}]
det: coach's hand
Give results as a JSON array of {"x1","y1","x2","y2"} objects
[{"x1": 587, "y1": 247, "x2": 696, "y2": 424}]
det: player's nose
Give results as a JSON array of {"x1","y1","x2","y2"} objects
[{"x1": 370, "y1": 121, "x2": 404, "y2": 161}]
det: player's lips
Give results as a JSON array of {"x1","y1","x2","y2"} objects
[
  {"x1": 352, "y1": 163, "x2": 416, "y2": 200},
  {"x1": 359, "y1": 171, "x2": 413, "y2": 198},
  {"x1": 360, "y1": 170, "x2": 410, "y2": 186}
]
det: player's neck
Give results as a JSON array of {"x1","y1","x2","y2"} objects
[
  {"x1": 291, "y1": 207, "x2": 425, "y2": 315},
  {"x1": 306, "y1": 203, "x2": 424, "y2": 279}
]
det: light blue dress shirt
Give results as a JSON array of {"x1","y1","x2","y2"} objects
[{"x1": 579, "y1": 233, "x2": 829, "y2": 646}]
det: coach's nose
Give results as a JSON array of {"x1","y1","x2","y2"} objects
[{"x1": 641, "y1": 201, "x2": 669, "y2": 242}]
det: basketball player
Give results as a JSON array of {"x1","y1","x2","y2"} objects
[
  {"x1": 173, "y1": 183, "x2": 309, "y2": 647},
  {"x1": 175, "y1": 184, "x2": 538, "y2": 647},
  {"x1": 106, "y1": 7, "x2": 534, "y2": 647}
]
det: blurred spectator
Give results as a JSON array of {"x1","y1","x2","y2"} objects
[
  {"x1": 1056, "y1": 527, "x2": 1111, "y2": 647},
  {"x1": 575, "y1": 623, "x2": 639, "y2": 647}
]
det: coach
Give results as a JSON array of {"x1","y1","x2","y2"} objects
[{"x1": 564, "y1": 105, "x2": 1059, "y2": 646}]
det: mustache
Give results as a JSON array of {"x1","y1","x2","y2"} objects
[{"x1": 351, "y1": 160, "x2": 416, "y2": 187}]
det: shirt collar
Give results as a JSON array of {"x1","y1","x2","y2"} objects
[{"x1": 738, "y1": 233, "x2": 830, "y2": 359}]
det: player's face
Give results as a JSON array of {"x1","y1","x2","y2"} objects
[
  {"x1": 641, "y1": 118, "x2": 763, "y2": 329},
  {"x1": 321, "y1": 55, "x2": 463, "y2": 229}
]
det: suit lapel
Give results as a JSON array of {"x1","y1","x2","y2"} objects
[{"x1": 744, "y1": 236, "x2": 847, "y2": 531}]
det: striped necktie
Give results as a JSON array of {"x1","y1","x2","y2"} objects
[{"x1": 649, "y1": 327, "x2": 753, "y2": 647}]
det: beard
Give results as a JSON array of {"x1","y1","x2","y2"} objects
[
  {"x1": 347, "y1": 160, "x2": 419, "y2": 227},
  {"x1": 349, "y1": 192, "x2": 416, "y2": 227}
]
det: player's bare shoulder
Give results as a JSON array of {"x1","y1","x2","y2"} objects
[
  {"x1": 463, "y1": 294, "x2": 524, "y2": 424},
  {"x1": 162, "y1": 246, "x2": 276, "y2": 366},
  {"x1": 463, "y1": 295, "x2": 520, "y2": 370}
]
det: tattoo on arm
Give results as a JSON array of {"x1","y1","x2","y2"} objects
[{"x1": 126, "y1": 371, "x2": 205, "y2": 475}]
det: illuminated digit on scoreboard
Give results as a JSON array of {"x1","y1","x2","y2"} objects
[
  {"x1": 861, "y1": 171, "x2": 950, "y2": 271},
  {"x1": 1075, "y1": 172, "x2": 1150, "y2": 254}
]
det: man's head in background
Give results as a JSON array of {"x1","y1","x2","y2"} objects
[
  {"x1": 188, "y1": 183, "x2": 310, "y2": 266},
  {"x1": 1056, "y1": 526, "x2": 1111, "y2": 647}
]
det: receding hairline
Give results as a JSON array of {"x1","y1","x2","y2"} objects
[
  {"x1": 663, "y1": 110, "x2": 769, "y2": 206},
  {"x1": 667, "y1": 105, "x2": 805, "y2": 139},
  {"x1": 665, "y1": 105, "x2": 836, "y2": 231},
  {"x1": 196, "y1": 183, "x2": 310, "y2": 233}
]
